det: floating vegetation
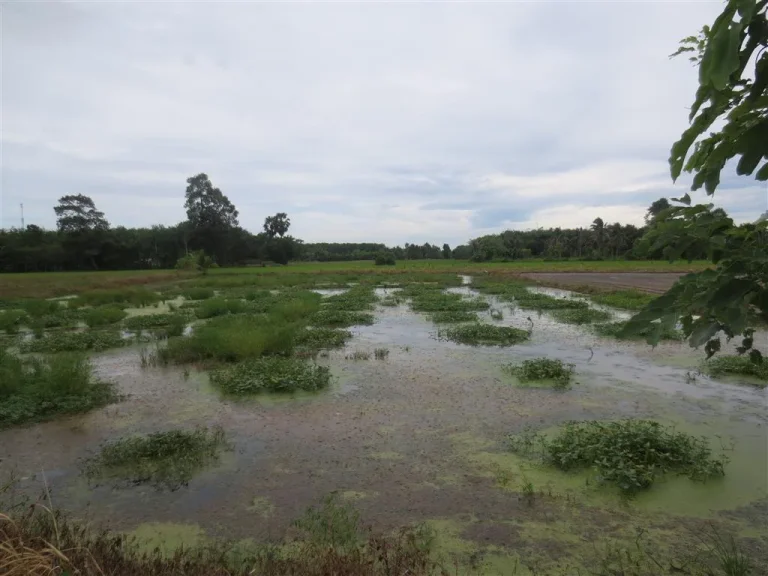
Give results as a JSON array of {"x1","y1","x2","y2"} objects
[
  {"x1": 72, "y1": 288, "x2": 161, "y2": 309},
  {"x1": 503, "y1": 357, "x2": 575, "y2": 389},
  {"x1": 593, "y1": 321, "x2": 683, "y2": 342},
  {"x1": 82, "y1": 426, "x2": 229, "y2": 490},
  {"x1": 705, "y1": 355, "x2": 768, "y2": 387},
  {"x1": 439, "y1": 323, "x2": 529, "y2": 346},
  {"x1": 20, "y1": 330, "x2": 127, "y2": 353},
  {"x1": 295, "y1": 327, "x2": 352, "y2": 351},
  {"x1": 508, "y1": 420, "x2": 727, "y2": 493},
  {"x1": 0, "y1": 349, "x2": 116, "y2": 427},
  {"x1": 0, "y1": 310, "x2": 27, "y2": 334},
  {"x1": 428, "y1": 310, "x2": 477, "y2": 323},
  {"x1": 410, "y1": 291, "x2": 490, "y2": 313},
  {"x1": 549, "y1": 307, "x2": 612, "y2": 325},
  {"x1": 310, "y1": 309, "x2": 374, "y2": 328},
  {"x1": 210, "y1": 357, "x2": 331, "y2": 394},
  {"x1": 123, "y1": 312, "x2": 191, "y2": 331},
  {"x1": 324, "y1": 286, "x2": 378, "y2": 311}
]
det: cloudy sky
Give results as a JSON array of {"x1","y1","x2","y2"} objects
[{"x1": 3, "y1": 1, "x2": 766, "y2": 246}]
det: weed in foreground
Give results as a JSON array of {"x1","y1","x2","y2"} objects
[
  {"x1": 705, "y1": 355, "x2": 768, "y2": 386},
  {"x1": 0, "y1": 349, "x2": 117, "y2": 428},
  {"x1": 509, "y1": 419, "x2": 728, "y2": 493},
  {"x1": 210, "y1": 357, "x2": 331, "y2": 394},
  {"x1": 428, "y1": 310, "x2": 477, "y2": 323},
  {"x1": 82, "y1": 426, "x2": 229, "y2": 490},
  {"x1": 310, "y1": 309, "x2": 374, "y2": 328},
  {"x1": 594, "y1": 320, "x2": 683, "y2": 342},
  {"x1": 503, "y1": 357, "x2": 575, "y2": 389},
  {"x1": 20, "y1": 330, "x2": 128, "y2": 353},
  {"x1": 293, "y1": 493, "x2": 362, "y2": 552},
  {"x1": 438, "y1": 323, "x2": 529, "y2": 346},
  {"x1": 549, "y1": 307, "x2": 613, "y2": 325}
]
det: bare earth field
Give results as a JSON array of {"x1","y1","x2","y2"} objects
[{"x1": 522, "y1": 272, "x2": 686, "y2": 294}]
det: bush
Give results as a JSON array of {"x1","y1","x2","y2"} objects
[
  {"x1": 210, "y1": 357, "x2": 331, "y2": 394},
  {"x1": 374, "y1": 251, "x2": 396, "y2": 266},
  {"x1": 20, "y1": 299, "x2": 61, "y2": 317},
  {"x1": 503, "y1": 357, "x2": 575, "y2": 389},
  {"x1": 0, "y1": 349, "x2": 116, "y2": 427},
  {"x1": 84, "y1": 306, "x2": 127, "y2": 328},
  {"x1": 509, "y1": 419, "x2": 727, "y2": 493},
  {"x1": 438, "y1": 324, "x2": 529, "y2": 346},
  {"x1": 82, "y1": 426, "x2": 228, "y2": 490}
]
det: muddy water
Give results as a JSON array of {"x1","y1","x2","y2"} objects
[{"x1": 1, "y1": 281, "x2": 767, "y2": 572}]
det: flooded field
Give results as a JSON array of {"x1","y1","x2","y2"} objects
[{"x1": 1, "y1": 276, "x2": 766, "y2": 575}]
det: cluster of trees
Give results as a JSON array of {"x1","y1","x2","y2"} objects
[
  {"x1": 0, "y1": 174, "x2": 300, "y2": 272},
  {"x1": 299, "y1": 242, "x2": 454, "y2": 262}
]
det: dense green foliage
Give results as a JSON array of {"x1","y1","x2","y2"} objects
[
  {"x1": 503, "y1": 358, "x2": 575, "y2": 389},
  {"x1": 509, "y1": 420, "x2": 727, "y2": 493},
  {"x1": 625, "y1": 0, "x2": 768, "y2": 365},
  {"x1": 0, "y1": 350, "x2": 116, "y2": 427},
  {"x1": 84, "y1": 306, "x2": 127, "y2": 327},
  {"x1": 513, "y1": 292, "x2": 590, "y2": 311},
  {"x1": 210, "y1": 357, "x2": 332, "y2": 394},
  {"x1": 438, "y1": 323, "x2": 529, "y2": 346},
  {"x1": 83, "y1": 426, "x2": 229, "y2": 490},
  {"x1": 374, "y1": 251, "x2": 397, "y2": 266}
]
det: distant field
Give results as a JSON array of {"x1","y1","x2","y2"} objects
[{"x1": 0, "y1": 260, "x2": 710, "y2": 299}]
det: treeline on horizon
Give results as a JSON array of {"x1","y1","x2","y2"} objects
[{"x1": 0, "y1": 189, "x2": 712, "y2": 273}]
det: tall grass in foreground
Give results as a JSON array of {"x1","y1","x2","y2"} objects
[{"x1": 0, "y1": 349, "x2": 116, "y2": 427}]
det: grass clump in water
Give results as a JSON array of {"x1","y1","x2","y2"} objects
[
  {"x1": 182, "y1": 287, "x2": 215, "y2": 300},
  {"x1": 514, "y1": 292, "x2": 589, "y2": 311},
  {"x1": 503, "y1": 357, "x2": 575, "y2": 389},
  {"x1": 324, "y1": 286, "x2": 378, "y2": 311},
  {"x1": 439, "y1": 323, "x2": 529, "y2": 346},
  {"x1": 705, "y1": 355, "x2": 768, "y2": 387},
  {"x1": 549, "y1": 307, "x2": 612, "y2": 325},
  {"x1": 428, "y1": 310, "x2": 477, "y2": 323},
  {"x1": 195, "y1": 298, "x2": 247, "y2": 319},
  {"x1": 311, "y1": 309, "x2": 374, "y2": 328},
  {"x1": 295, "y1": 327, "x2": 352, "y2": 351},
  {"x1": 588, "y1": 289, "x2": 656, "y2": 311},
  {"x1": 409, "y1": 290, "x2": 489, "y2": 313},
  {"x1": 20, "y1": 299, "x2": 61, "y2": 317},
  {"x1": 72, "y1": 288, "x2": 161, "y2": 309},
  {"x1": 0, "y1": 310, "x2": 27, "y2": 334},
  {"x1": 83, "y1": 426, "x2": 229, "y2": 490},
  {"x1": 509, "y1": 419, "x2": 727, "y2": 493},
  {"x1": 345, "y1": 350, "x2": 371, "y2": 360},
  {"x1": 84, "y1": 306, "x2": 127, "y2": 328},
  {"x1": 210, "y1": 357, "x2": 331, "y2": 394},
  {"x1": 0, "y1": 349, "x2": 116, "y2": 427},
  {"x1": 123, "y1": 312, "x2": 190, "y2": 331},
  {"x1": 593, "y1": 320, "x2": 682, "y2": 342},
  {"x1": 20, "y1": 330, "x2": 127, "y2": 353}
]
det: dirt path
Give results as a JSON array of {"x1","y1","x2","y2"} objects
[{"x1": 522, "y1": 272, "x2": 685, "y2": 294}]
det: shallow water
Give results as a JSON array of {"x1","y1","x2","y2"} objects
[{"x1": 2, "y1": 278, "x2": 767, "y2": 572}]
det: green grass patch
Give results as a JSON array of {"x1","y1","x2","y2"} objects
[
  {"x1": 71, "y1": 288, "x2": 161, "y2": 309},
  {"x1": 310, "y1": 309, "x2": 374, "y2": 327},
  {"x1": 84, "y1": 306, "x2": 128, "y2": 327},
  {"x1": 0, "y1": 349, "x2": 116, "y2": 427},
  {"x1": 514, "y1": 292, "x2": 589, "y2": 311},
  {"x1": 588, "y1": 289, "x2": 656, "y2": 311},
  {"x1": 428, "y1": 310, "x2": 477, "y2": 323},
  {"x1": 438, "y1": 323, "x2": 529, "y2": 346},
  {"x1": 549, "y1": 307, "x2": 613, "y2": 325},
  {"x1": 0, "y1": 310, "x2": 27, "y2": 334},
  {"x1": 210, "y1": 357, "x2": 331, "y2": 394},
  {"x1": 380, "y1": 293, "x2": 404, "y2": 307},
  {"x1": 20, "y1": 330, "x2": 128, "y2": 353},
  {"x1": 705, "y1": 355, "x2": 768, "y2": 386},
  {"x1": 509, "y1": 419, "x2": 727, "y2": 493},
  {"x1": 503, "y1": 357, "x2": 575, "y2": 389},
  {"x1": 294, "y1": 327, "x2": 352, "y2": 350},
  {"x1": 20, "y1": 299, "x2": 62, "y2": 317},
  {"x1": 409, "y1": 291, "x2": 490, "y2": 313},
  {"x1": 181, "y1": 287, "x2": 215, "y2": 300},
  {"x1": 194, "y1": 298, "x2": 248, "y2": 319},
  {"x1": 82, "y1": 426, "x2": 229, "y2": 490},
  {"x1": 593, "y1": 321, "x2": 683, "y2": 342},
  {"x1": 323, "y1": 285, "x2": 378, "y2": 311}
]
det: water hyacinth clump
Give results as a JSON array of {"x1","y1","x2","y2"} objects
[
  {"x1": 439, "y1": 323, "x2": 530, "y2": 346},
  {"x1": 503, "y1": 357, "x2": 575, "y2": 389},
  {"x1": 210, "y1": 357, "x2": 331, "y2": 394}
]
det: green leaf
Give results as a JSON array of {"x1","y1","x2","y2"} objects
[
  {"x1": 736, "y1": 148, "x2": 765, "y2": 175},
  {"x1": 756, "y1": 161, "x2": 768, "y2": 180},
  {"x1": 689, "y1": 319, "x2": 721, "y2": 348},
  {"x1": 671, "y1": 194, "x2": 692, "y2": 206},
  {"x1": 736, "y1": 0, "x2": 757, "y2": 20}
]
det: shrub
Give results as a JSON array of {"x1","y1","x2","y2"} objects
[
  {"x1": 82, "y1": 426, "x2": 229, "y2": 490},
  {"x1": 508, "y1": 420, "x2": 727, "y2": 493},
  {"x1": 549, "y1": 308, "x2": 612, "y2": 325},
  {"x1": 84, "y1": 306, "x2": 127, "y2": 328},
  {"x1": 503, "y1": 357, "x2": 575, "y2": 389},
  {"x1": 182, "y1": 287, "x2": 215, "y2": 301},
  {"x1": 438, "y1": 324, "x2": 529, "y2": 346},
  {"x1": 210, "y1": 357, "x2": 331, "y2": 394},
  {"x1": 705, "y1": 355, "x2": 768, "y2": 386},
  {"x1": 0, "y1": 349, "x2": 116, "y2": 427},
  {"x1": 20, "y1": 330, "x2": 127, "y2": 353},
  {"x1": 311, "y1": 309, "x2": 374, "y2": 328}
]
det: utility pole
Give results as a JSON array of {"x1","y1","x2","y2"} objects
[{"x1": 20, "y1": 203, "x2": 24, "y2": 228}]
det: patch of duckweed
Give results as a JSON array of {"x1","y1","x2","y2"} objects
[
  {"x1": 294, "y1": 327, "x2": 352, "y2": 350},
  {"x1": 428, "y1": 310, "x2": 478, "y2": 323}
]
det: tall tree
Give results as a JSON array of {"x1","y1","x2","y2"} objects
[
  {"x1": 645, "y1": 198, "x2": 671, "y2": 223},
  {"x1": 590, "y1": 217, "x2": 605, "y2": 256},
  {"x1": 624, "y1": 0, "x2": 768, "y2": 360},
  {"x1": 54, "y1": 194, "x2": 109, "y2": 233},
  {"x1": 442, "y1": 243, "x2": 452, "y2": 259},
  {"x1": 184, "y1": 173, "x2": 239, "y2": 262},
  {"x1": 263, "y1": 212, "x2": 291, "y2": 238}
]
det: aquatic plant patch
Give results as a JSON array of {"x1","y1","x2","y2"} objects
[
  {"x1": 83, "y1": 426, "x2": 229, "y2": 490},
  {"x1": 84, "y1": 306, "x2": 127, "y2": 328},
  {"x1": 210, "y1": 357, "x2": 331, "y2": 394},
  {"x1": 428, "y1": 310, "x2": 477, "y2": 323},
  {"x1": 323, "y1": 286, "x2": 378, "y2": 311},
  {"x1": 310, "y1": 309, "x2": 374, "y2": 328},
  {"x1": 588, "y1": 290, "x2": 656, "y2": 311},
  {"x1": 123, "y1": 312, "x2": 191, "y2": 331},
  {"x1": 294, "y1": 327, "x2": 352, "y2": 351},
  {"x1": 0, "y1": 349, "x2": 117, "y2": 427},
  {"x1": 71, "y1": 288, "x2": 161, "y2": 309},
  {"x1": 549, "y1": 307, "x2": 612, "y2": 325},
  {"x1": 410, "y1": 292, "x2": 490, "y2": 313},
  {"x1": 20, "y1": 330, "x2": 128, "y2": 353},
  {"x1": 503, "y1": 357, "x2": 575, "y2": 389},
  {"x1": 439, "y1": 323, "x2": 529, "y2": 346},
  {"x1": 195, "y1": 298, "x2": 248, "y2": 319},
  {"x1": 513, "y1": 293, "x2": 589, "y2": 311},
  {"x1": 508, "y1": 419, "x2": 727, "y2": 493},
  {"x1": 0, "y1": 310, "x2": 27, "y2": 334},
  {"x1": 593, "y1": 321, "x2": 683, "y2": 342},
  {"x1": 181, "y1": 287, "x2": 215, "y2": 300},
  {"x1": 705, "y1": 355, "x2": 768, "y2": 386}
]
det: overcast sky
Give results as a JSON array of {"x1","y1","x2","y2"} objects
[{"x1": 2, "y1": 1, "x2": 766, "y2": 246}]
